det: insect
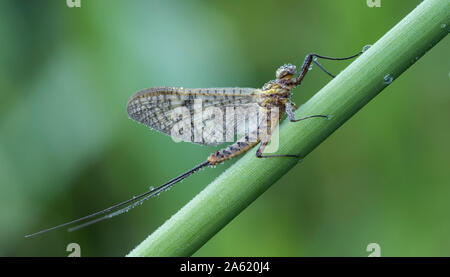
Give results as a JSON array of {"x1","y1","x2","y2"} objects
[{"x1": 25, "y1": 49, "x2": 364, "y2": 237}]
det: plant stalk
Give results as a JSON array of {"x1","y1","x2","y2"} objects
[{"x1": 128, "y1": 0, "x2": 449, "y2": 257}]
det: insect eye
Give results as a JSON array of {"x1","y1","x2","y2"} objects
[{"x1": 276, "y1": 64, "x2": 297, "y2": 80}]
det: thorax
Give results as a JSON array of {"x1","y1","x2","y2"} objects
[{"x1": 257, "y1": 82, "x2": 291, "y2": 110}]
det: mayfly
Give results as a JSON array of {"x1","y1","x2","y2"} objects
[{"x1": 26, "y1": 48, "x2": 365, "y2": 238}]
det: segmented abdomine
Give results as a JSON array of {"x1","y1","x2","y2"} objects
[{"x1": 207, "y1": 136, "x2": 259, "y2": 165}]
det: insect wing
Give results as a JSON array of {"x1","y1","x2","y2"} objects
[{"x1": 126, "y1": 87, "x2": 259, "y2": 145}]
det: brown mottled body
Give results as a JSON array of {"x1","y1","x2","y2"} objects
[
  {"x1": 126, "y1": 64, "x2": 300, "y2": 165},
  {"x1": 207, "y1": 138, "x2": 259, "y2": 165}
]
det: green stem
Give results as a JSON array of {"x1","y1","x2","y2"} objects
[{"x1": 128, "y1": 0, "x2": 449, "y2": 257}]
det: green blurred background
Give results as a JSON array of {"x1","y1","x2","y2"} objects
[{"x1": 0, "y1": 0, "x2": 449, "y2": 257}]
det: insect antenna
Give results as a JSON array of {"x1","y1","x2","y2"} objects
[{"x1": 25, "y1": 160, "x2": 211, "y2": 238}]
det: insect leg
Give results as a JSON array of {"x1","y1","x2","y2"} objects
[
  {"x1": 256, "y1": 136, "x2": 299, "y2": 159},
  {"x1": 256, "y1": 110, "x2": 299, "y2": 159},
  {"x1": 286, "y1": 102, "x2": 329, "y2": 122},
  {"x1": 294, "y1": 50, "x2": 363, "y2": 86}
]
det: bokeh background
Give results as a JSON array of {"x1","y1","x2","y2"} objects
[{"x1": 0, "y1": 0, "x2": 449, "y2": 257}]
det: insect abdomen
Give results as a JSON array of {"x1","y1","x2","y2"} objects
[{"x1": 207, "y1": 137, "x2": 259, "y2": 165}]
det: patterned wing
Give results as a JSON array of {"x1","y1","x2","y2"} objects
[{"x1": 126, "y1": 87, "x2": 260, "y2": 145}]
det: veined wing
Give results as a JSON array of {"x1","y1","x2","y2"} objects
[{"x1": 126, "y1": 87, "x2": 260, "y2": 145}]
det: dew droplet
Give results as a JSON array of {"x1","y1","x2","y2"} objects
[
  {"x1": 383, "y1": 74, "x2": 394, "y2": 85},
  {"x1": 362, "y1": 45, "x2": 372, "y2": 52}
]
